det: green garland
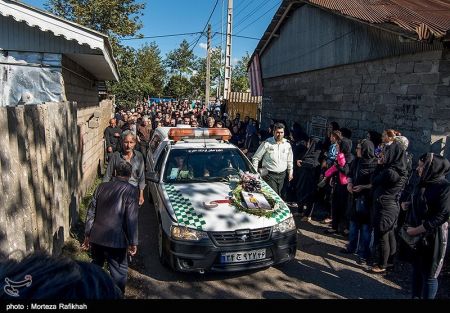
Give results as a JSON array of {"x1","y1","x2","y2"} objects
[{"x1": 230, "y1": 184, "x2": 278, "y2": 218}]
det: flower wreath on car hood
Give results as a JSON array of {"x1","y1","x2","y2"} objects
[{"x1": 230, "y1": 172, "x2": 279, "y2": 218}]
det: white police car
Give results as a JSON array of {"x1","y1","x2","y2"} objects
[{"x1": 146, "y1": 127, "x2": 297, "y2": 273}]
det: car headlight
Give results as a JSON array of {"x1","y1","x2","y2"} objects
[
  {"x1": 171, "y1": 226, "x2": 209, "y2": 241},
  {"x1": 273, "y1": 217, "x2": 296, "y2": 234}
]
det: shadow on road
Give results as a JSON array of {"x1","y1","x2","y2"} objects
[{"x1": 126, "y1": 189, "x2": 447, "y2": 299}]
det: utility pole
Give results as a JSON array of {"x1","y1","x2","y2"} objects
[
  {"x1": 218, "y1": 0, "x2": 225, "y2": 99},
  {"x1": 223, "y1": 0, "x2": 233, "y2": 100},
  {"x1": 205, "y1": 24, "x2": 211, "y2": 107}
]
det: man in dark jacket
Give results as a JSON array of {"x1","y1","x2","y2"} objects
[
  {"x1": 82, "y1": 162, "x2": 139, "y2": 294},
  {"x1": 104, "y1": 118, "x2": 122, "y2": 161}
]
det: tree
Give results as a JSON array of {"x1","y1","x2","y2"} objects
[
  {"x1": 232, "y1": 52, "x2": 250, "y2": 92},
  {"x1": 46, "y1": 0, "x2": 145, "y2": 44},
  {"x1": 164, "y1": 75, "x2": 193, "y2": 99},
  {"x1": 165, "y1": 40, "x2": 196, "y2": 77},
  {"x1": 46, "y1": 0, "x2": 168, "y2": 107},
  {"x1": 108, "y1": 45, "x2": 140, "y2": 108},
  {"x1": 135, "y1": 42, "x2": 166, "y2": 97},
  {"x1": 190, "y1": 47, "x2": 222, "y2": 99}
]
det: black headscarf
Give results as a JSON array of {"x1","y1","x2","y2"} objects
[
  {"x1": 419, "y1": 153, "x2": 450, "y2": 186},
  {"x1": 360, "y1": 139, "x2": 375, "y2": 160},
  {"x1": 409, "y1": 153, "x2": 450, "y2": 226},
  {"x1": 354, "y1": 139, "x2": 377, "y2": 184},
  {"x1": 367, "y1": 131, "x2": 382, "y2": 148},
  {"x1": 302, "y1": 137, "x2": 322, "y2": 167},
  {"x1": 339, "y1": 137, "x2": 354, "y2": 164},
  {"x1": 382, "y1": 141, "x2": 407, "y2": 177}
]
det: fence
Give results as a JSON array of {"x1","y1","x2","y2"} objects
[
  {"x1": 227, "y1": 92, "x2": 262, "y2": 120},
  {"x1": 0, "y1": 100, "x2": 112, "y2": 259}
]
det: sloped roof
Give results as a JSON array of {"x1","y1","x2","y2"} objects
[
  {"x1": 252, "y1": 0, "x2": 450, "y2": 63},
  {"x1": 307, "y1": 0, "x2": 450, "y2": 40},
  {"x1": 0, "y1": 0, "x2": 119, "y2": 81}
]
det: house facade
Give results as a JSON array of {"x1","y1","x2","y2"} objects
[
  {"x1": 0, "y1": 0, "x2": 119, "y2": 257},
  {"x1": 250, "y1": 0, "x2": 450, "y2": 159}
]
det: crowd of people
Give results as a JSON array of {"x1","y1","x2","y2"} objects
[
  {"x1": 254, "y1": 120, "x2": 449, "y2": 299},
  {"x1": 99, "y1": 99, "x2": 449, "y2": 299}
]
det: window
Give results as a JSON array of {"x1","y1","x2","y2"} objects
[
  {"x1": 155, "y1": 147, "x2": 167, "y2": 175},
  {"x1": 163, "y1": 148, "x2": 255, "y2": 183}
]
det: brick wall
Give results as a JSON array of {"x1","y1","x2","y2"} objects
[
  {"x1": 77, "y1": 99, "x2": 113, "y2": 196},
  {"x1": 261, "y1": 49, "x2": 450, "y2": 159},
  {"x1": 62, "y1": 56, "x2": 99, "y2": 107}
]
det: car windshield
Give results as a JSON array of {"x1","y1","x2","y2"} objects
[{"x1": 163, "y1": 148, "x2": 255, "y2": 183}]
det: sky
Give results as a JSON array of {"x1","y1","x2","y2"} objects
[{"x1": 22, "y1": 0, "x2": 281, "y2": 64}]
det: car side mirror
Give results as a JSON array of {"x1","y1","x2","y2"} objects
[{"x1": 146, "y1": 171, "x2": 160, "y2": 183}]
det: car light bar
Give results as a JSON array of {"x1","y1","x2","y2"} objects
[{"x1": 168, "y1": 128, "x2": 231, "y2": 142}]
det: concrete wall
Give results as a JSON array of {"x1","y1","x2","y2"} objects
[
  {"x1": 0, "y1": 98, "x2": 113, "y2": 259},
  {"x1": 0, "y1": 102, "x2": 78, "y2": 259},
  {"x1": 261, "y1": 48, "x2": 450, "y2": 159}
]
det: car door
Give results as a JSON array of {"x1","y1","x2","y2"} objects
[{"x1": 150, "y1": 146, "x2": 168, "y2": 210}]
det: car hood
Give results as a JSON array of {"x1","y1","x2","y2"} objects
[{"x1": 162, "y1": 181, "x2": 292, "y2": 232}]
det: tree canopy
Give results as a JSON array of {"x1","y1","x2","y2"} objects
[
  {"x1": 46, "y1": 0, "x2": 145, "y2": 44},
  {"x1": 45, "y1": 0, "x2": 253, "y2": 105},
  {"x1": 231, "y1": 52, "x2": 250, "y2": 92},
  {"x1": 165, "y1": 40, "x2": 196, "y2": 77}
]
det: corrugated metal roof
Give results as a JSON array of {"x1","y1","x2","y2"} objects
[{"x1": 307, "y1": 0, "x2": 450, "y2": 40}]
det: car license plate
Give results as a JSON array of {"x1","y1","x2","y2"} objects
[{"x1": 220, "y1": 249, "x2": 266, "y2": 264}]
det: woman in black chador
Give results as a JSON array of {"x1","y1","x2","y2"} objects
[
  {"x1": 370, "y1": 141, "x2": 407, "y2": 273},
  {"x1": 345, "y1": 139, "x2": 378, "y2": 264},
  {"x1": 295, "y1": 137, "x2": 322, "y2": 220},
  {"x1": 402, "y1": 153, "x2": 449, "y2": 299}
]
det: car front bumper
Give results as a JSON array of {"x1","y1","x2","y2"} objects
[{"x1": 166, "y1": 230, "x2": 297, "y2": 273}]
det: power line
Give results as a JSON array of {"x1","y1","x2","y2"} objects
[
  {"x1": 235, "y1": 1, "x2": 281, "y2": 35},
  {"x1": 188, "y1": 0, "x2": 220, "y2": 51},
  {"x1": 213, "y1": 32, "x2": 259, "y2": 40},
  {"x1": 212, "y1": 0, "x2": 251, "y2": 32},
  {"x1": 118, "y1": 31, "x2": 258, "y2": 44},
  {"x1": 210, "y1": 0, "x2": 259, "y2": 47},
  {"x1": 121, "y1": 32, "x2": 202, "y2": 41},
  {"x1": 233, "y1": 0, "x2": 276, "y2": 31}
]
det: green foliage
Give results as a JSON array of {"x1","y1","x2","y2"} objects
[
  {"x1": 190, "y1": 46, "x2": 222, "y2": 99},
  {"x1": 230, "y1": 184, "x2": 276, "y2": 218},
  {"x1": 108, "y1": 43, "x2": 166, "y2": 107},
  {"x1": 108, "y1": 45, "x2": 139, "y2": 108},
  {"x1": 46, "y1": 0, "x2": 155, "y2": 107},
  {"x1": 164, "y1": 75, "x2": 193, "y2": 99},
  {"x1": 232, "y1": 52, "x2": 251, "y2": 92},
  {"x1": 136, "y1": 43, "x2": 166, "y2": 97},
  {"x1": 165, "y1": 40, "x2": 196, "y2": 76},
  {"x1": 46, "y1": 0, "x2": 145, "y2": 42}
]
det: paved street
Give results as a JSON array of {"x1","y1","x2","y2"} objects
[{"x1": 125, "y1": 194, "x2": 416, "y2": 299}]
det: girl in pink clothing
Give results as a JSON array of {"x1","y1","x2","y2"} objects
[
  {"x1": 320, "y1": 138, "x2": 354, "y2": 234},
  {"x1": 325, "y1": 149, "x2": 349, "y2": 185},
  {"x1": 318, "y1": 140, "x2": 350, "y2": 187}
]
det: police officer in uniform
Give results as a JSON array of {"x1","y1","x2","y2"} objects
[{"x1": 252, "y1": 123, "x2": 293, "y2": 196}]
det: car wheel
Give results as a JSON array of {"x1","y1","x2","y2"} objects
[{"x1": 157, "y1": 221, "x2": 170, "y2": 268}]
